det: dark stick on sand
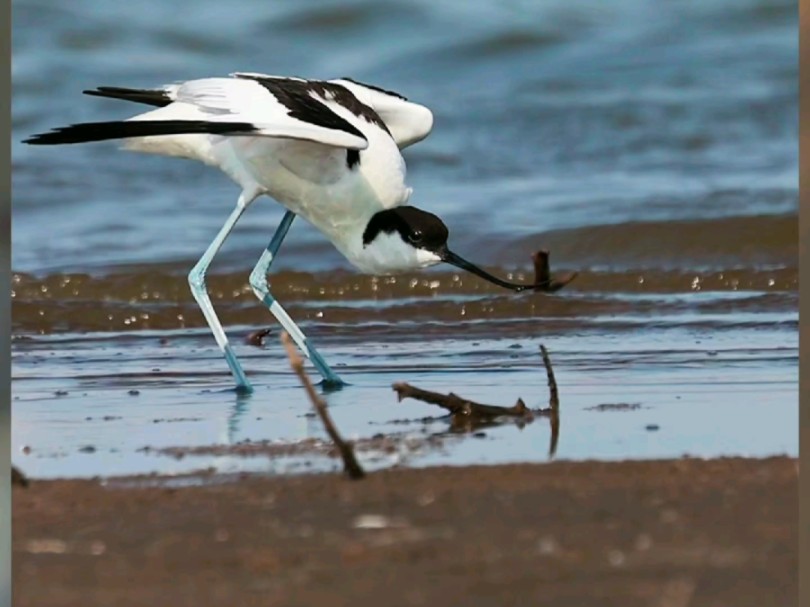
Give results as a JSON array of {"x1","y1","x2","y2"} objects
[{"x1": 281, "y1": 332, "x2": 365, "y2": 480}]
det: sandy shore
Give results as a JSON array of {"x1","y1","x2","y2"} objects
[{"x1": 13, "y1": 456, "x2": 796, "y2": 607}]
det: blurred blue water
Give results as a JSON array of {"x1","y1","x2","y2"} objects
[{"x1": 12, "y1": 0, "x2": 797, "y2": 273}]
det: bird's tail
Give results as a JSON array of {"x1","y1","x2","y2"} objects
[
  {"x1": 82, "y1": 86, "x2": 172, "y2": 107},
  {"x1": 22, "y1": 120, "x2": 258, "y2": 145}
]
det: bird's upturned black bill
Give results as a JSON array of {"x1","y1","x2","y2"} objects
[
  {"x1": 442, "y1": 250, "x2": 576, "y2": 293},
  {"x1": 442, "y1": 250, "x2": 534, "y2": 292}
]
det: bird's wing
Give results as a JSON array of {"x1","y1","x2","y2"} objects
[
  {"x1": 170, "y1": 77, "x2": 369, "y2": 150},
  {"x1": 330, "y1": 78, "x2": 434, "y2": 149}
]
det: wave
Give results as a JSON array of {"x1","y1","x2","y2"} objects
[{"x1": 501, "y1": 213, "x2": 797, "y2": 271}]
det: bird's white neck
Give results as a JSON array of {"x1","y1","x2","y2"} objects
[{"x1": 339, "y1": 229, "x2": 442, "y2": 275}]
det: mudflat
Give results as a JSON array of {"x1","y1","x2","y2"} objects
[{"x1": 13, "y1": 456, "x2": 796, "y2": 607}]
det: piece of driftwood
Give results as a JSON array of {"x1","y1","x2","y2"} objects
[
  {"x1": 531, "y1": 250, "x2": 578, "y2": 292},
  {"x1": 538, "y1": 344, "x2": 560, "y2": 456},
  {"x1": 245, "y1": 327, "x2": 273, "y2": 347},
  {"x1": 281, "y1": 332, "x2": 365, "y2": 480},
  {"x1": 540, "y1": 344, "x2": 559, "y2": 412},
  {"x1": 393, "y1": 346, "x2": 559, "y2": 420},
  {"x1": 392, "y1": 383, "x2": 535, "y2": 421},
  {"x1": 392, "y1": 345, "x2": 561, "y2": 457}
]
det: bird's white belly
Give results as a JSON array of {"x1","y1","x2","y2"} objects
[{"x1": 221, "y1": 135, "x2": 412, "y2": 255}]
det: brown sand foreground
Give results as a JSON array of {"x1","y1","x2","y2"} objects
[{"x1": 13, "y1": 457, "x2": 796, "y2": 607}]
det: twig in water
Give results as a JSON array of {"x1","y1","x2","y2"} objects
[
  {"x1": 281, "y1": 332, "x2": 365, "y2": 480},
  {"x1": 392, "y1": 383, "x2": 534, "y2": 421},
  {"x1": 540, "y1": 344, "x2": 559, "y2": 412},
  {"x1": 245, "y1": 327, "x2": 273, "y2": 347},
  {"x1": 392, "y1": 345, "x2": 562, "y2": 458},
  {"x1": 531, "y1": 250, "x2": 578, "y2": 292},
  {"x1": 537, "y1": 344, "x2": 561, "y2": 457}
]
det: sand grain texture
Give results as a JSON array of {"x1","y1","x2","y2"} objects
[{"x1": 13, "y1": 457, "x2": 796, "y2": 607}]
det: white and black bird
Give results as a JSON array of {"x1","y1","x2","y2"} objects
[{"x1": 24, "y1": 72, "x2": 552, "y2": 393}]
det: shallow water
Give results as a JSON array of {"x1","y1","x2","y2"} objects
[{"x1": 11, "y1": 0, "x2": 797, "y2": 478}]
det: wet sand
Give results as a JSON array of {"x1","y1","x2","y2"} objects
[
  {"x1": 13, "y1": 456, "x2": 796, "y2": 607},
  {"x1": 11, "y1": 262, "x2": 798, "y2": 479}
]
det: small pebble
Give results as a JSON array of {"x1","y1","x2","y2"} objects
[
  {"x1": 214, "y1": 529, "x2": 229, "y2": 542},
  {"x1": 635, "y1": 533, "x2": 653, "y2": 552},
  {"x1": 608, "y1": 549, "x2": 626, "y2": 567},
  {"x1": 25, "y1": 539, "x2": 66, "y2": 554},
  {"x1": 645, "y1": 424, "x2": 660, "y2": 432},
  {"x1": 90, "y1": 541, "x2": 106, "y2": 556},
  {"x1": 537, "y1": 537, "x2": 558, "y2": 556},
  {"x1": 416, "y1": 493, "x2": 435, "y2": 507},
  {"x1": 353, "y1": 514, "x2": 400, "y2": 529},
  {"x1": 660, "y1": 508, "x2": 679, "y2": 524}
]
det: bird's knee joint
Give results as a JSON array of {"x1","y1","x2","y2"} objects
[
  {"x1": 188, "y1": 271, "x2": 206, "y2": 290},
  {"x1": 249, "y1": 270, "x2": 269, "y2": 293}
]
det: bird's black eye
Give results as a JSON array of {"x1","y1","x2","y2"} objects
[{"x1": 408, "y1": 230, "x2": 424, "y2": 245}]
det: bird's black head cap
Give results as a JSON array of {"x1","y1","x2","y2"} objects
[{"x1": 363, "y1": 206, "x2": 449, "y2": 252}]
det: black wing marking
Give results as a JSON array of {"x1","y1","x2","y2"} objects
[
  {"x1": 234, "y1": 74, "x2": 391, "y2": 138},
  {"x1": 331, "y1": 78, "x2": 433, "y2": 149},
  {"x1": 340, "y1": 77, "x2": 408, "y2": 101},
  {"x1": 83, "y1": 86, "x2": 172, "y2": 107},
  {"x1": 23, "y1": 120, "x2": 257, "y2": 145}
]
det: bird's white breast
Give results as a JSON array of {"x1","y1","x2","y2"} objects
[{"x1": 221, "y1": 110, "x2": 412, "y2": 257}]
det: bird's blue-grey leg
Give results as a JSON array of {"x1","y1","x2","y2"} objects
[
  {"x1": 188, "y1": 193, "x2": 255, "y2": 393},
  {"x1": 249, "y1": 210, "x2": 346, "y2": 388}
]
